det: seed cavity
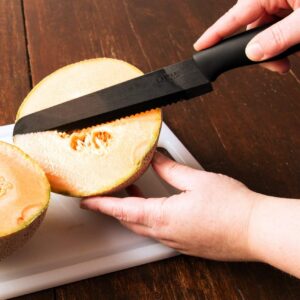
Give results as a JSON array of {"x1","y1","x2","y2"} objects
[
  {"x1": 58, "y1": 128, "x2": 112, "y2": 154},
  {"x1": 92, "y1": 131, "x2": 111, "y2": 149},
  {"x1": 0, "y1": 176, "x2": 13, "y2": 198},
  {"x1": 70, "y1": 133, "x2": 87, "y2": 151}
]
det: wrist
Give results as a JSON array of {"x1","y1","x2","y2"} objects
[
  {"x1": 246, "y1": 193, "x2": 281, "y2": 263},
  {"x1": 247, "y1": 195, "x2": 300, "y2": 278},
  {"x1": 244, "y1": 191, "x2": 264, "y2": 262},
  {"x1": 219, "y1": 187, "x2": 263, "y2": 262},
  {"x1": 235, "y1": 189, "x2": 263, "y2": 262}
]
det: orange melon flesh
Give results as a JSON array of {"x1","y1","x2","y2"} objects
[
  {"x1": 14, "y1": 58, "x2": 162, "y2": 196},
  {"x1": 0, "y1": 141, "x2": 49, "y2": 259}
]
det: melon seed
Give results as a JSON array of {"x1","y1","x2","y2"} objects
[{"x1": 69, "y1": 130, "x2": 112, "y2": 152}]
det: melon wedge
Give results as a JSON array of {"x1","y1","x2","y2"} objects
[
  {"x1": 14, "y1": 58, "x2": 162, "y2": 197},
  {"x1": 0, "y1": 141, "x2": 50, "y2": 260}
]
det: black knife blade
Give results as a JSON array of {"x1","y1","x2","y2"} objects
[
  {"x1": 13, "y1": 24, "x2": 300, "y2": 135},
  {"x1": 13, "y1": 59, "x2": 212, "y2": 135}
]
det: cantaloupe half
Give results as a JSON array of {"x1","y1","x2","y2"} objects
[
  {"x1": 0, "y1": 141, "x2": 50, "y2": 260},
  {"x1": 14, "y1": 58, "x2": 162, "y2": 197}
]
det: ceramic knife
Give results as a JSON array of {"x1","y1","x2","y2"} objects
[{"x1": 14, "y1": 24, "x2": 300, "y2": 135}]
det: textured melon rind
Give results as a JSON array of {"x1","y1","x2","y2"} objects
[{"x1": 0, "y1": 208, "x2": 47, "y2": 261}]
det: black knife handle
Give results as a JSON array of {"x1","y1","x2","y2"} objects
[{"x1": 193, "y1": 24, "x2": 300, "y2": 81}]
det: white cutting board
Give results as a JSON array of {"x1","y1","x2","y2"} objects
[{"x1": 0, "y1": 123, "x2": 203, "y2": 299}]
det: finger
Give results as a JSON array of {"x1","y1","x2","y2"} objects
[
  {"x1": 260, "y1": 58, "x2": 290, "y2": 73},
  {"x1": 274, "y1": 9, "x2": 293, "y2": 19},
  {"x1": 246, "y1": 12, "x2": 277, "y2": 30},
  {"x1": 246, "y1": 10, "x2": 300, "y2": 61},
  {"x1": 120, "y1": 221, "x2": 156, "y2": 238},
  {"x1": 81, "y1": 195, "x2": 168, "y2": 227},
  {"x1": 120, "y1": 221, "x2": 173, "y2": 240},
  {"x1": 121, "y1": 221, "x2": 186, "y2": 251},
  {"x1": 245, "y1": 13, "x2": 291, "y2": 73},
  {"x1": 194, "y1": 1, "x2": 262, "y2": 50},
  {"x1": 126, "y1": 184, "x2": 145, "y2": 198},
  {"x1": 152, "y1": 151, "x2": 201, "y2": 191}
]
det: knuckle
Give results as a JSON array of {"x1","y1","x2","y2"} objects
[
  {"x1": 152, "y1": 230, "x2": 164, "y2": 240},
  {"x1": 134, "y1": 206, "x2": 147, "y2": 224},
  {"x1": 151, "y1": 197, "x2": 168, "y2": 229},
  {"x1": 226, "y1": 9, "x2": 240, "y2": 26},
  {"x1": 112, "y1": 206, "x2": 127, "y2": 221},
  {"x1": 225, "y1": 3, "x2": 246, "y2": 27},
  {"x1": 134, "y1": 227, "x2": 149, "y2": 238},
  {"x1": 147, "y1": 227, "x2": 160, "y2": 239},
  {"x1": 270, "y1": 24, "x2": 286, "y2": 51},
  {"x1": 113, "y1": 203, "x2": 148, "y2": 224}
]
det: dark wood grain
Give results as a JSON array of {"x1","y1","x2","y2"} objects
[
  {"x1": 0, "y1": 1, "x2": 54, "y2": 300},
  {"x1": 0, "y1": 0, "x2": 31, "y2": 125},
  {"x1": 13, "y1": 290, "x2": 54, "y2": 300},
  {"x1": 6, "y1": 0, "x2": 300, "y2": 299}
]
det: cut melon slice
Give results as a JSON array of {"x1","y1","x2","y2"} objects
[
  {"x1": 0, "y1": 141, "x2": 50, "y2": 260},
  {"x1": 14, "y1": 58, "x2": 162, "y2": 196}
]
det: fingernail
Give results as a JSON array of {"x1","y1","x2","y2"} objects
[
  {"x1": 245, "y1": 43, "x2": 264, "y2": 61},
  {"x1": 80, "y1": 201, "x2": 88, "y2": 209},
  {"x1": 80, "y1": 198, "x2": 96, "y2": 210},
  {"x1": 153, "y1": 151, "x2": 164, "y2": 163}
]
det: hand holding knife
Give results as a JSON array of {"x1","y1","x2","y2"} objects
[{"x1": 14, "y1": 24, "x2": 300, "y2": 136}]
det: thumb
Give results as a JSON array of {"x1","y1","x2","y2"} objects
[
  {"x1": 245, "y1": 10, "x2": 300, "y2": 61},
  {"x1": 152, "y1": 151, "x2": 202, "y2": 191},
  {"x1": 81, "y1": 195, "x2": 167, "y2": 227}
]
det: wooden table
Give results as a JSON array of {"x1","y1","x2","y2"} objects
[{"x1": 1, "y1": 0, "x2": 299, "y2": 299}]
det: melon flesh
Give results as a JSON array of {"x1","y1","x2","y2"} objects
[
  {"x1": 0, "y1": 141, "x2": 49, "y2": 260},
  {"x1": 14, "y1": 58, "x2": 162, "y2": 196}
]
